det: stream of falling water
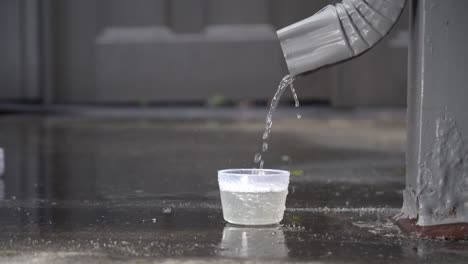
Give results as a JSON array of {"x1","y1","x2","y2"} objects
[{"x1": 254, "y1": 75, "x2": 299, "y2": 169}]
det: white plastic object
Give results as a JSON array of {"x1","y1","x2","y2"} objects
[{"x1": 218, "y1": 169, "x2": 290, "y2": 225}]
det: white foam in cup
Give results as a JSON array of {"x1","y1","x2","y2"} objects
[{"x1": 218, "y1": 169, "x2": 290, "y2": 226}]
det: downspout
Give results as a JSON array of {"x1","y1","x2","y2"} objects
[{"x1": 277, "y1": 0, "x2": 407, "y2": 76}]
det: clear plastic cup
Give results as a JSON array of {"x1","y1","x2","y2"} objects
[{"x1": 218, "y1": 169, "x2": 290, "y2": 226}]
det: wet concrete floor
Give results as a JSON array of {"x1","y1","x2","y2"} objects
[{"x1": 0, "y1": 108, "x2": 467, "y2": 263}]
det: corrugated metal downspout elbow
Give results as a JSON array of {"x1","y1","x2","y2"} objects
[{"x1": 277, "y1": 0, "x2": 407, "y2": 76}]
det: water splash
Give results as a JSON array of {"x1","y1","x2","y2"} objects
[{"x1": 254, "y1": 75, "x2": 298, "y2": 169}]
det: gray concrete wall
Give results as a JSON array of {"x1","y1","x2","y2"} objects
[
  {"x1": 0, "y1": 0, "x2": 40, "y2": 101},
  {"x1": 1, "y1": 0, "x2": 408, "y2": 106},
  {"x1": 0, "y1": 0, "x2": 23, "y2": 99},
  {"x1": 52, "y1": 0, "x2": 333, "y2": 104}
]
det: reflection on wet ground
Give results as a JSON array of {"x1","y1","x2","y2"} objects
[{"x1": 0, "y1": 110, "x2": 467, "y2": 263}]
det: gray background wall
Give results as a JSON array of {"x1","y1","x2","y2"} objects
[{"x1": 0, "y1": 0, "x2": 409, "y2": 107}]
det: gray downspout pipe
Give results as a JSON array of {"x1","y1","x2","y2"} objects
[{"x1": 277, "y1": 0, "x2": 407, "y2": 76}]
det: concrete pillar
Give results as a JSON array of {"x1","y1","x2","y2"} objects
[{"x1": 397, "y1": 0, "x2": 468, "y2": 239}]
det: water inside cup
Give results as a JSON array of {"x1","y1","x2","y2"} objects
[{"x1": 218, "y1": 169, "x2": 290, "y2": 225}]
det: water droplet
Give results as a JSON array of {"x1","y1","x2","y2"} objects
[
  {"x1": 259, "y1": 160, "x2": 265, "y2": 169},
  {"x1": 254, "y1": 153, "x2": 262, "y2": 163},
  {"x1": 262, "y1": 142, "x2": 268, "y2": 152},
  {"x1": 263, "y1": 131, "x2": 269, "y2": 140},
  {"x1": 162, "y1": 207, "x2": 173, "y2": 214},
  {"x1": 297, "y1": 114, "x2": 302, "y2": 119}
]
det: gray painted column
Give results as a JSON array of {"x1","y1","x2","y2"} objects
[{"x1": 401, "y1": 0, "x2": 468, "y2": 226}]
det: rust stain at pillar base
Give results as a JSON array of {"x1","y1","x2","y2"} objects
[{"x1": 396, "y1": 218, "x2": 468, "y2": 240}]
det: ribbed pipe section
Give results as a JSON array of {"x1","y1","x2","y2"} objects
[{"x1": 338, "y1": 0, "x2": 407, "y2": 56}]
